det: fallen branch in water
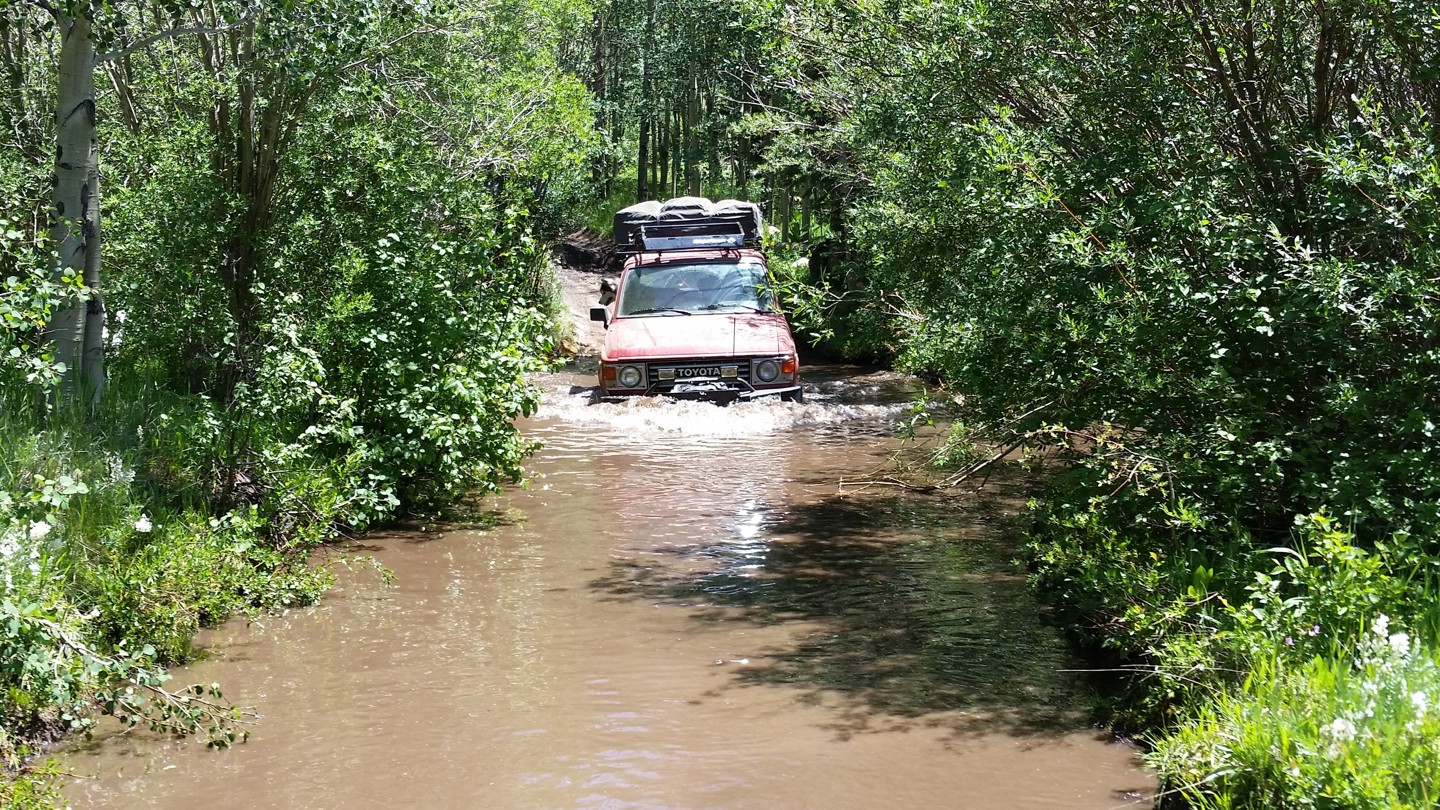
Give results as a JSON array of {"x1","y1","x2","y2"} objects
[
  {"x1": 17, "y1": 608, "x2": 256, "y2": 747},
  {"x1": 840, "y1": 432, "x2": 1033, "y2": 494}
]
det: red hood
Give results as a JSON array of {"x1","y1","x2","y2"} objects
[{"x1": 604, "y1": 312, "x2": 794, "y2": 360}]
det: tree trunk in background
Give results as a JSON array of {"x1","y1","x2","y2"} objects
[
  {"x1": 703, "y1": 86, "x2": 721, "y2": 194},
  {"x1": 657, "y1": 102, "x2": 669, "y2": 192},
  {"x1": 800, "y1": 180, "x2": 811, "y2": 238},
  {"x1": 2, "y1": 14, "x2": 45, "y2": 164},
  {"x1": 590, "y1": 9, "x2": 609, "y2": 194},
  {"x1": 81, "y1": 164, "x2": 105, "y2": 401},
  {"x1": 736, "y1": 101, "x2": 750, "y2": 196},
  {"x1": 636, "y1": 0, "x2": 656, "y2": 201},
  {"x1": 637, "y1": 108, "x2": 651, "y2": 201},
  {"x1": 684, "y1": 76, "x2": 700, "y2": 196},
  {"x1": 199, "y1": 24, "x2": 303, "y2": 403},
  {"x1": 777, "y1": 184, "x2": 790, "y2": 241},
  {"x1": 47, "y1": 8, "x2": 104, "y2": 406},
  {"x1": 669, "y1": 106, "x2": 680, "y2": 196}
]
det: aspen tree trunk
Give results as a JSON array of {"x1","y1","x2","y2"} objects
[
  {"x1": 778, "y1": 184, "x2": 791, "y2": 241},
  {"x1": 657, "y1": 101, "x2": 669, "y2": 192},
  {"x1": 590, "y1": 10, "x2": 608, "y2": 193},
  {"x1": 736, "y1": 101, "x2": 750, "y2": 196},
  {"x1": 637, "y1": 109, "x2": 650, "y2": 201},
  {"x1": 684, "y1": 76, "x2": 700, "y2": 196},
  {"x1": 48, "y1": 8, "x2": 104, "y2": 406},
  {"x1": 636, "y1": 0, "x2": 656, "y2": 201},
  {"x1": 81, "y1": 164, "x2": 105, "y2": 400},
  {"x1": 607, "y1": 47, "x2": 623, "y2": 181},
  {"x1": 669, "y1": 107, "x2": 680, "y2": 196},
  {"x1": 800, "y1": 180, "x2": 812, "y2": 238},
  {"x1": 703, "y1": 86, "x2": 721, "y2": 193},
  {"x1": 767, "y1": 179, "x2": 777, "y2": 233}
]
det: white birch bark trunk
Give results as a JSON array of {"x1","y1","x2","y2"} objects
[
  {"x1": 47, "y1": 8, "x2": 102, "y2": 405},
  {"x1": 81, "y1": 162, "x2": 105, "y2": 404}
]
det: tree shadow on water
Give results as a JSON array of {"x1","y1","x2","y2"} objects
[{"x1": 591, "y1": 494, "x2": 1104, "y2": 742}]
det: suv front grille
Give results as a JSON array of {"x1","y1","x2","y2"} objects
[{"x1": 647, "y1": 359, "x2": 753, "y2": 391}]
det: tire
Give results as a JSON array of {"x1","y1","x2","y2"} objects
[{"x1": 781, "y1": 388, "x2": 805, "y2": 404}]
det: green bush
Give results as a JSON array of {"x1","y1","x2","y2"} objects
[
  {"x1": 739, "y1": 0, "x2": 1440, "y2": 799},
  {"x1": 1, "y1": 1, "x2": 594, "y2": 793}
]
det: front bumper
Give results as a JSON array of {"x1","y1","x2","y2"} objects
[{"x1": 600, "y1": 382, "x2": 802, "y2": 404}]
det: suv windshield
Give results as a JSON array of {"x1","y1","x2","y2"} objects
[{"x1": 617, "y1": 261, "x2": 776, "y2": 316}]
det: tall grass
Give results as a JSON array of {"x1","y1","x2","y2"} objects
[{"x1": 1150, "y1": 615, "x2": 1440, "y2": 809}]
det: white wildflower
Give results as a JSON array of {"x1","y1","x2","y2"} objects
[
  {"x1": 134, "y1": 515, "x2": 153, "y2": 533},
  {"x1": 28, "y1": 560, "x2": 39, "y2": 576},
  {"x1": 1324, "y1": 716, "x2": 1357, "y2": 743},
  {"x1": 1413, "y1": 691, "x2": 1429, "y2": 717},
  {"x1": 1389, "y1": 632, "x2": 1411, "y2": 658},
  {"x1": 106, "y1": 452, "x2": 136, "y2": 484},
  {"x1": 1373, "y1": 614, "x2": 1391, "y2": 639},
  {"x1": 27, "y1": 520, "x2": 51, "y2": 541}
]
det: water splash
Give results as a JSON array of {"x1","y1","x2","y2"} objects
[{"x1": 531, "y1": 362, "x2": 918, "y2": 436}]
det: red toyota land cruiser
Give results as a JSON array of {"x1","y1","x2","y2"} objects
[{"x1": 590, "y1": 197, "x2": 803, "y2": 404}]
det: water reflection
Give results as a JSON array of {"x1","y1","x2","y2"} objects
[
  {"x1": 591, "y1": 488, "x2": 1095, "y2": 740},
  {"x1": 537, "y1": 365, "x2": 1096, "y2": 739}
]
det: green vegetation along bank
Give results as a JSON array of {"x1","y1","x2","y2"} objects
[
  {"x1": 575, "y1": 0, "x2": 1440, "y2": 805},
  {"x1": 2, "y1": 0, "x2": 592, "y2": 804}
]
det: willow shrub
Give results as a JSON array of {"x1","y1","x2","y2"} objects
[
  {"x1": 746, "y1": 0, "x2": 1440, "y2": 799},
  {"x1": 790, "y1": 14, "x2": 1440, "y2": 704}
]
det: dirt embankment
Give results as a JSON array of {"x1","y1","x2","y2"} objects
[{"x1": 553, "y1": 229, "x2": 619, "y2": 356}]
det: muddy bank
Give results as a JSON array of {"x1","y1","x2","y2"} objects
[{"x1": 552, "y1": 233, "x2": 619, "y2": 357}]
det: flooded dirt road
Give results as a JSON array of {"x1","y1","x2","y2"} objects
[{"x1": 64, "y1": 363, "x2": 1155, "y2": 809}]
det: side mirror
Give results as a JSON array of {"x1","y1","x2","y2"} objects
[{"x1": 589, "y1": 306, "x2": 610, "y2": 327}]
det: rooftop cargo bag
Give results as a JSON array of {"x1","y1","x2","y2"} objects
[{"x1": 613, "y1": 200, "x2": 661, "y2": 248}]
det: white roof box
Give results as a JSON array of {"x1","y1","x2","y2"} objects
[{"x1": 614, "y1": 197, "x2": 763, "y2": 250}]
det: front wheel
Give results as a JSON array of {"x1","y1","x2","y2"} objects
[{"x1": 781, "y1": 387, "x2": 805, "y2": 404}]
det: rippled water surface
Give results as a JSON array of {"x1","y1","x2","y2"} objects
[{"x1": 63, "y1": 362, "x2": 1155, "y2": 809}]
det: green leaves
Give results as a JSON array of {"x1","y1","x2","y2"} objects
[
  {"x1": 729, "y1": 0, "x2": 1440, "y2": 798},
  {"x1": 3, "y1": 0, "x2": 593, "y2": 793},
  {"x1": 0, "y1": 209, "x2": 86, "y2": 390}
]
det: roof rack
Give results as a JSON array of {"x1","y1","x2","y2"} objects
[{"x1": 638, "y1": 222, "x2": 746, "y2": 251}]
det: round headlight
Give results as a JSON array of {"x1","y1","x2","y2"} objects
[
  {"x1": 618, "y1": 365, "x2": 644, "y2": 389},
  {"x1": 755, "y1": 359, "x2": 781, "y2": 383}
]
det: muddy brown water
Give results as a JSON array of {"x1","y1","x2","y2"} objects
[{"x1": 63, "y1": 362, "x2": 1155, "y2": 809}]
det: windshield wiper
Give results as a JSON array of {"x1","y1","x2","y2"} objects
[
  {"x1": 699, "y1": 304, "x2": 769, "y2": 313},
  {"x1": 627, "y1": 307, "x2": 693, "y2": 315}
]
